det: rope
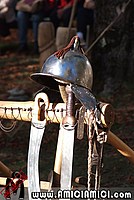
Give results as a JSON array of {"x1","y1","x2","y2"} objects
[
  {"x1": 87, "y1": 110, "x2": 95, "y2": 192},
  {"x1": 0, "y1": 120, "x2": 17, "y2": 133},
  {"x1": 0, "y1": 107, "x2": 33, "y2": 133},
  {"x1": 87, "y1": 108, "x2": 104, "y2": 192}
]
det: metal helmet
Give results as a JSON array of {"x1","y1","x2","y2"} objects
[{"x1": 31, "y1": 36, "x2": 93, "y2": 91}]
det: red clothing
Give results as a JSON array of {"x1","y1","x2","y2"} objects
[
  {"x1": 58, "y1": 0, "x2": 74, "y2": 8},
  {"x1": 48, "y1": 0, "x2": 73, "y2": 9}
]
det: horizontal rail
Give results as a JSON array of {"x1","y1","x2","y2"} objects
[
  {"x1": 0, "y1": 101, "x2": 134, "y2": 165},
  {"x1": 0, "y1": 101, "x2": 114, "y2": 127},
  {"x1": 0, "y1": 101, "x2": 34, "y2": 122}
]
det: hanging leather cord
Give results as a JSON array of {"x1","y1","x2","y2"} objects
[{"x1": 54, "y1": 35, "x2": 83, "y2": 59}]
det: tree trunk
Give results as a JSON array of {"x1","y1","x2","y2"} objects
[{"x1": 92, "y1": 0, "x2": 134, "y2": 96}]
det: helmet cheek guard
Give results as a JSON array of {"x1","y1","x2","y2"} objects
[{"x1": 31, "y1": 36, "x2": 93, "y2": 91}]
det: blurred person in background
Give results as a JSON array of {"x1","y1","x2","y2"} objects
[
  {"x1": 0, "y1": 0, "x2": 16, "y2": 37},
  {"x1": 16, "y1": 0, "x2": 74, "y2": 53},
  {"x1": 76, "y1": 0, "x2": 95, "y2": 45},
  {"x1": 16, "y1": 0, "x2": 45, "y2": 54},
  {"x1": 49, "y1": 0, "x2": 95, "y2": 46},
  {"x1": 45, "y1": 0, "x2": 74, "y2": 30}
]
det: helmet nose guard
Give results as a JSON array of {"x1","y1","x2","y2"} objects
[{"x1": 31, "y1": 36, "x2": 93, "y2": 91}]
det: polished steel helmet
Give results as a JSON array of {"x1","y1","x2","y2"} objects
[{"x1": 31, "y1": 36, "x2": 93, "y2": 91}]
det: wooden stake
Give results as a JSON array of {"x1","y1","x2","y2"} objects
[
  {"x1": 108, "y1": 131, "x2": 134, "y2": 165},
  {"x1": 0, "y1": 161, "x2": 12, "y2": 177}
]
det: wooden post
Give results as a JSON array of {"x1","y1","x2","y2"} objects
[
  {"x1": 0, "y1": 161, "x2": 12, "y2": 177},
  {"x1": 108, "y1": 131, "x2": 134, "y2": 165}
]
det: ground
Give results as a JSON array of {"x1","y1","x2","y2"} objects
[{"x1": 0, "y1": 30, "x2": 134, "y2": 195}]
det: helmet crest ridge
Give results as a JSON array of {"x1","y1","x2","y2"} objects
[
  {"x1": 30, "y1": 36, "x2": 93, "y2": 91},
  {"x1": 54, "y1": 36, "x2": 84, "y2": 59}
]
